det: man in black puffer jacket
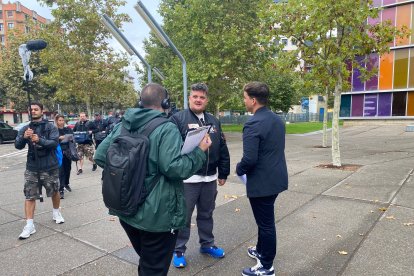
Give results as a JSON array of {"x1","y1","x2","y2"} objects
[
  {"x1": 170, "y1": 83, "x2": 230, "y2": 268},
  {"x1": 15, "y1": 102, "x2": 65, "y2": 240}
]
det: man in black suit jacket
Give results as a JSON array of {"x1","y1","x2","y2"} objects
[{"x1": 236, "y1": 82, "x2": 288, "y2": 276}]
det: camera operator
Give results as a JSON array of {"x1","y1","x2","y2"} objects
[{"x1": 15, "y1": 102, "x2": 65, "y2": 240}]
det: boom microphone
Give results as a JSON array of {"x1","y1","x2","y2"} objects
[{"x1": 26, "y1": 39, "x2": 48, "y2": 51}]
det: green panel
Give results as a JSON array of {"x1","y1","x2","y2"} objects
[
  {"x1": 340, "y1": 95, "x2": 351, "y2": 117},
  {"x1": 393, "y1": 49, "x2": 409, "y2": 89}
]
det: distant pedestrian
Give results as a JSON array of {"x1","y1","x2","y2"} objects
[
  {"x1": 236, "y1": 82, "x2": 288, "y2": 276},
  {"x1": 73, "y1": 112, "x2": 97, "y2": 174},
  {"x1": 91, "y1": 112, "x2": 108, "y2": 149},
  {"x1": 55, "y1": 114, "x2": 73, "y2": 199},
  {"x1": 15, "y1": 102, "x2": 65, "y2": 240}
]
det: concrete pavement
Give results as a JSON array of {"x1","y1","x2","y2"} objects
[{"x1": 0, "y1": 125, "x2": 413, "y2": 276}]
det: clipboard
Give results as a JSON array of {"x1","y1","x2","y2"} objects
[{"x1": 181, "y1": 125, "x2": 211, "y2": 155}]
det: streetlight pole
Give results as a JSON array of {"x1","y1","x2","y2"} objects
[
  {"x1": 100, "y1": 14, "x2": 152, "y2": 83},
  {"x1": 134, "y1": 0, "x2": 188, "y2": 109}
]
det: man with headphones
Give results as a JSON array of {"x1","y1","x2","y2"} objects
[
  {"x1": 95, "y1": 83, "x2": 212, "y2": 276},
  {"x1": 170, "y1": 83, "x2": 230, "y2": 268}
]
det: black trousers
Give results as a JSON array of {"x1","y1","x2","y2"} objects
[
  {"x1": 120, "y1": 220, "x2": 177, "y2": 276},
  {"x1": 249, "y1": 194, "x2": 278, "y2": 269},
  {"x1": 59, "y1": 156, "x2": 72, "y2": 192}
]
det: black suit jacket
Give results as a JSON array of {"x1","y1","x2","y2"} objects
[{"x1": 236, "y1": 107, "x2": 288, "y2": 197}]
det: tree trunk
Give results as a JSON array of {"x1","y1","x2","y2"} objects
[
  {"x1": 331, "y1": 71, "x2": 342, "y2": 167},
  {"x1": 322, "y1": 86, "x2": 329, "y2": 148},
  {"x1": 86, "y1": 98, "x2": 91, "y2": 119}
]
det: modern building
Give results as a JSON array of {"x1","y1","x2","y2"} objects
[
  {"x1": 340, "y1": 0, "x2": 414, "y2": 123},
  {"x1": 0, "y1": 0, "x2": 49, "y2": 47}
]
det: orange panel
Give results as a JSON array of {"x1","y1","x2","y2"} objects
[
  {"x1": 379, "y1": 52, "x2": 394, "y2": 90},
  {"x1": 396, "y1": 4, "x2": 411, "y2": 46},
  {"x1": 407, "y1": 92, "x2": 414, "y2": 116}
]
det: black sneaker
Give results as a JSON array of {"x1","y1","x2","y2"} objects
[
  {"x1": 60, "y1": 191, "x2": 64, "y2": 199},
  {"x1": 65, "y1": 185, "x2": 72, "y2": 192},
  {"x1": 247, "y1": 246, "x2": 261, "y2": 261},
  {"x1": 92, "y1": 164, "x2": 97, "y2": 171},
  {"x1": 77, "y1": 169, "x2": 83, "y2": 175},
  {"x1": 242, "y1": 264, "x2": 274, "y2": 276}
]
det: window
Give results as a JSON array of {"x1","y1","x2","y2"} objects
[
  {"x1": 0, "y1": 35, "x2": 5, "y2": 43},
  {"x1": 8, "y1": 23, "x2": 14, "y2": 29},
  {"x1": 0, "y1": 11, "x2": 3, "y2": 20},
  {"x1": 0, "y1": 23, "x2": 3, "y2": 31},
  {"x1": 25, "y1": 26, "x2": 30, "y2": 33},
  {"x1": 281, "y1": 38, "x2": 288, "y2": 46},
  {"x1": 7, "y1": 11, "x2": 13, "y2": 18}
]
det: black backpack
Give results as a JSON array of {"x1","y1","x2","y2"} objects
[{"x1": 102, "y1": 117, "x2": 168, "y2": 217}]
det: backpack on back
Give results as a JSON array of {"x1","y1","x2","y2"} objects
[{"x1": 102, "y1": 117, "x2": 168, "y2": 217}]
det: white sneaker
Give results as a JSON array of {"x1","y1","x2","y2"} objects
[
  {"x1": 53, "y1": 211, "x2": 65, "y2": 224},
  {"x1": 19, "y1": 224, "x2": 36, "y2": 239}
]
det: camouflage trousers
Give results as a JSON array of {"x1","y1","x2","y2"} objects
[
  {"x1": 76, "y1": 143, "x2": 95, "y2": 161},
  {"x1": 24, "y1": 169, "x2": 59, "y2": 200}
]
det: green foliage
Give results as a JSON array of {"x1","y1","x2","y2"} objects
[
  {"x1": 37, "y1": 0, "x2": 137, "y2": 115},
  {"x1": 142, "y1": 0, "x2": 299, "y2": 114}
]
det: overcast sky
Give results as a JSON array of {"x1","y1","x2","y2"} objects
[{"x1": 15, "y1": 0, "x2": 163, "y2": 87}]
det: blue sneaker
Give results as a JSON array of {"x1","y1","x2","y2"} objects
[
  {"x1": 247, "y1": 246, "x2": 261, "y2": 261},
  {"x1": 200, "y1": 246, "x2": 225, "y2": 258},
  {"x1": 242, "y1": 263, "x2": 275, "y2": 276},
  {"x1": 173, "y1": 252, "x2": 186, "y2": 268}
]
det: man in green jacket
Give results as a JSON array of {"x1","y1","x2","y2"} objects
[{"x1": 94, "y1": 83, "x2": 211, "y2": 276}]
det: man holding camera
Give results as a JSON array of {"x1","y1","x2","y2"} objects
[{"x1": 15, "y1": 102, "x2": 65, "y2": 239}]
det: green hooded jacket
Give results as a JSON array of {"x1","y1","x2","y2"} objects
[{"x1": 94, "y1": 108, "x2": 206, "y2": 232}]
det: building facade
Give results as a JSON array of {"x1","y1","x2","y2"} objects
[
  {"x1": 0, "y1": 0, "x2": 49, "y2": 47},
  {"x1": 340, "y1": 0, "x2": 414, "y2": 122}
]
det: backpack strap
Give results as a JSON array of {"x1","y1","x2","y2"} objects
[{"x1": 140, "y1": 117, "x2": 169, "y2": 137}]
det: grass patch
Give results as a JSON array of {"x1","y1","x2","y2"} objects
[{"x1": 222, "y1": 121, "x2": 343, "y2": 134}]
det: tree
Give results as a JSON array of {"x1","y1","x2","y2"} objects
[
  {"x1": 38, "y1": 0, "x2": 137, "y2": 117},
  {"x1": 0, "y1": 29, "x2": 56, "y2": 113},
  {"x1": 143, "y1": 0, "x2": 276, "y2": 115},
  {"x1": 263, "y1": 0, "x2": 407, "y2": 166}
]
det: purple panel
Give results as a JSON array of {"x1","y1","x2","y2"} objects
[
  {"x1": 383, "y1": 0, "x2": 395, "y2": 5},
  {"x1": 368, "y1": 16, "x2": 380, "y2": 26},
  {"x1": 378, "y1": 93, "x2": 392, "y2": 116},
  {"x1": 372, "y1": 0, "x2": 382, "y2": 7},
  {"x1": 351, "y1": 94, "x2": 364, "y2": 117},
  {"x1": 352, "y1": 57, "x2": 365, "y2": 92},
  {"x1": 366, "y1": 53, "x2": 379, "y2": 90},
  {"x1": 364, "y1": 94, "x2": 378, "y2": 116}
]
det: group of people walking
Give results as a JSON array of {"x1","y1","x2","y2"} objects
[{"x1": 15, "y1": 81, "x2": 288, "y2": 276}]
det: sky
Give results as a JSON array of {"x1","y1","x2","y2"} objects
[{"x1": 14, "y1": 0, "x2": 163, "y2": 87}]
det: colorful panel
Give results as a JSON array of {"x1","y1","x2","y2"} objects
[
  {"x1": 352, "y1": 56, "x2": 365, "y2": 91},
  {"x1": 392, "y1": 92, "x2": 407, "y2": 116},
  {"x1": 346, "y1": 60, "x2": 352, "y2": 89},
  {"x1": 351, "y1": 94, "x2": 364, "y2": 117},
  {"x1": 379, "y1": 52, "x2": 394, "y2": 90},
  {"x1": 407, "y1": 92, "x2": 414, "y2": 116},
  {"x1": 383, "y1": 0, "x2": 396, "y2": 5},
  {"x1": 372, "y1": 0, "x2": 382, "y2": 7},
  {"x1": 364, "y1": 94, "x2": 378, "y2": 116},
  {"x1": 410, "y1": 48, "x2": 414, "y2": 88},
  {"x1": 396, "y1": 4, "x2": 411, "y2": 46},
  {"x1": 366, "y1": 53, "x2": 379, "y2": 90},
  {"x1": 378, "y1": 93, "x2": 392, "y2": 116},
  {"x1": 382, "y1": 7, "x2": 396, "y2": 47},
  {"x1": 393, "y1": 49, "x2": 409, "y2": 89},
  {"x1": 340, "y1": 95, "x2": 351, "y2": 117}
]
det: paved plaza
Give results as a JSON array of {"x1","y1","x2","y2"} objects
[{"x1": 0, "y1": 125, "x2": 413, "y2": 276}]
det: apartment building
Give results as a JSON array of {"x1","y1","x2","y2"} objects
[{"x1": 0, "y1": 0, "x2": 49, "y2": 47}]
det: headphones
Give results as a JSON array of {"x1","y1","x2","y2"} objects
[{"x1": 139, "y1": 88, "x2": 170, "y2": 110}]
